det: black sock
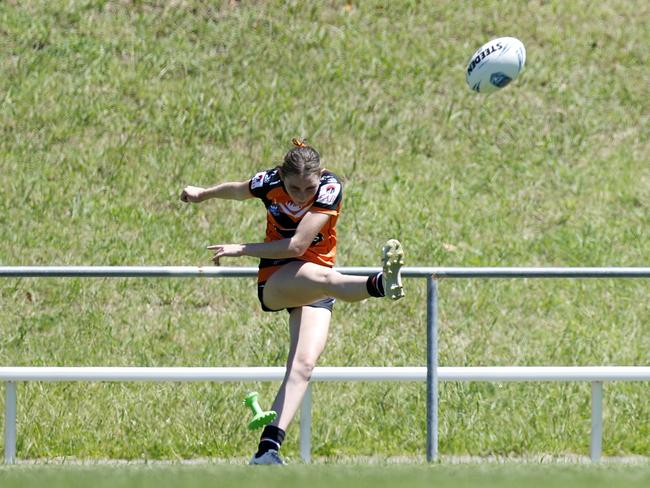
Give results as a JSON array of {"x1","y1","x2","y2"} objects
[
  {"x1": 256, "y1": 425, "x2": 286, "y2": 457},
  {"x1": 366, "y1": 272, "x2": 385, "y2": 297}
]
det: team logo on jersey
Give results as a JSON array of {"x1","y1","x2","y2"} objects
[
  {"x1": 285, "y1": 201, "x2": 302, "y2": 213},
  {"x1": 268, "y1": 204, "x2": 280, "y2": 216},
  {"x1": 316, "y1": 183, "x2": 341, "y2": 206},
  {"x1": 251, "y1": 171, "x2": 267, "y2": 189},
  {"x1": 278, "y1": 201, "x2": 310, "y2": 219}
]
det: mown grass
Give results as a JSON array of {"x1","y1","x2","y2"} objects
[
  {"x1": 1, "y1": 464, "x2": 650, "y2": 488},
  {"x1": 1, "y1": 0, "x2": 649, "y2": 461}
]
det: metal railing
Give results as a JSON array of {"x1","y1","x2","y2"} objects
[{"x1": 1, "y1": 266, "x2": 649, "y2": 464}]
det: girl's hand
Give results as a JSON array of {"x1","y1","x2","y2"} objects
[
  {"x1": 180, "y1": 186, "x2": 206, "y2": 203},
  {"x1": 206, "y1": 244, "x2": 245, "y2": 265}
]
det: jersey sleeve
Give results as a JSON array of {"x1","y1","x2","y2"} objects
[
  {"x1": 248, "y1": 170, "x2": 270, "y2": 199},
  {"x1": 311, "y1": 174, "x2": 343, "y2": 214}
]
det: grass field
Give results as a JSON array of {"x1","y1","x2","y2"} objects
[
  {"x1": 1, "y1": 463, "x2": 650, "y2": 488},
  {"x1": 1, "y1": 0, "x2": 649, "y2": 462}
]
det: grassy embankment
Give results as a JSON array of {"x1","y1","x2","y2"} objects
[{"x1": 0, "y1": 1, "x2": 648, "y2": 461}]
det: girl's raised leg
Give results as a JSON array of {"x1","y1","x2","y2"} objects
[
  {"x1": 262, "y1": 261, "x2": 368, "y2": 310},
  {"x1": 262, "y1": 239, "x2": 404, "y2": 311}
]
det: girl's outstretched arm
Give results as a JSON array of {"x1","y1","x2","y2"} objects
[
  {"x1": 207, "y1": 211, "x2": 330, "y2": 264},
  {"x1": 180, "y1": 180, "x2": 253, "y2": 203}
]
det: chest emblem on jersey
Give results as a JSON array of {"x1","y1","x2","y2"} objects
[
  {"x1": 275, "y1": 200, "x2": 310, "y2": 219},
  {"x1": 285, "y1": 201, "x2": 302, "y2": 212}
]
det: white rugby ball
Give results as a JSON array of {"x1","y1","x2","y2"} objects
[{"x1": 466, "y1": 37, "x2": 526, "y2": 94}]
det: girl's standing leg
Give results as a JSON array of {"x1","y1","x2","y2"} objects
[
  {"x1": 272, "y1": 306, "x2": 331, "y2": 429},
  {"x1": 251, "y1": 306, "x2": 331, "y2": 464}
]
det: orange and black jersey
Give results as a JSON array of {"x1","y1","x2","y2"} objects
[{"x1": 249, "y1": 168, "x2": 343, "y2": 282}]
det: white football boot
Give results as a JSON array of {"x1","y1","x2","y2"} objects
[
  {"x1": 249, "y1": 449, "x2": 286, "y2": 465},
  {"x1": 381, "y1": 239, "x2": 405, "y2": 300}
]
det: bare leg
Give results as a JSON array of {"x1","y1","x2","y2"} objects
[
  {"x1": 263, "y1": 240, "x2": 405, "y2": 310},
  {"x1": 263, "y1": 261, "x2": 370, "y2": 311},
  {"x1": 269, "y1": 306, "x2": 331, "y2": 430}
]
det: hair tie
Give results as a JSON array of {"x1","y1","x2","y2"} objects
[{"x1": 292, "y1": 138, "x2": 307, "y2": 148}]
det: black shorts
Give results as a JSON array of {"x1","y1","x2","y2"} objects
[{"x1": 257, "y1": 282, "x2": 335, "y2": 314}]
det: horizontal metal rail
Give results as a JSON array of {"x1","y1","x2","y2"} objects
[
  {"x1": 1, "y1": 366, "x2": 649, "y2": 382},
  {"x1": 2, "y1": 266, "x2": 650, "y2": 278}
]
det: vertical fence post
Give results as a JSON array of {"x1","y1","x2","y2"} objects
[
  {"x1": 299, "y1": 383, "x2": 312, "y2": 463},
  {"x1": 4, "y1": 381, "x2": 17, "y2": 464},
  {"x1": 590, "y1": 381, "x2": 603, "y2": 462},
  {"x1": 426, "y1": 276, "x2": 439, "y2": 462}
]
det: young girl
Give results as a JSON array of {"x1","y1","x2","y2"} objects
[{"x1": 180, "y1": 139, "x2": 404, "y2": 465}]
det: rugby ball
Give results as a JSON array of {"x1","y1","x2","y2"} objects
[{"x1": 466, "y1": 37, "x2": 526, "y2": 94}]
